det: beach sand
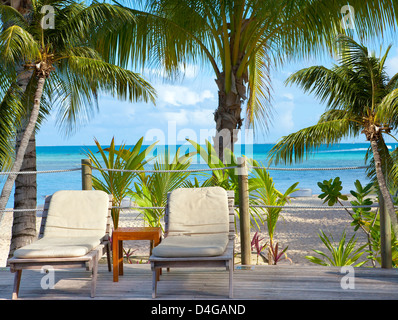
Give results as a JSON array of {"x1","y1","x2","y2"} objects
[{"x1": 0, "y1": 195, "x2": 371, "y2": 267}]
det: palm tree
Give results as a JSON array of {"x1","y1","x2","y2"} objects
[
  {"x1": 267, "y1": 35, "x2": 398, "y2": 243},
  {"x1": 107, "y1": 0, "x2": 398, "y2": 160},
  {"x1": 0, "y1": 0, "x2": 39, "y2": 254},
  {"x1": 0, "y1": 0, "x2": 156, "y2": 256}
]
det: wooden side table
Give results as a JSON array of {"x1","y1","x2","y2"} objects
[{"x1": 112, "y1": 227, "x2": 162, "y2": 282}]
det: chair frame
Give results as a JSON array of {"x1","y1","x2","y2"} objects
[
  {"x1": 7, "y1": 193, "x2": 113, "y2": 299},
  {"x1": 149, "y1": 190, "x2": 235, "y2": 298}
]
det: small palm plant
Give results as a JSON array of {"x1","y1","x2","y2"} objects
[
  {"x1": 305, "y1": 230, "x2": 367, "y2": 267},
  {"x1": 129, "y1": 147, "x2": 195, "y2": 228},
  {"x1": 86, "y1": 137, "x2": 157, "y2": 229},
  {"x1": 187, "y1": 139, "x2": 239, "y2": 191},
  {"x1": 249, "y1": 159, "x2": 299, "y2": 236},
  {"x1": 249, "y1": 159, "x2": 298, "y2": 264}
]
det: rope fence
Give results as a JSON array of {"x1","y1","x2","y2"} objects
[
  {"x1": 1, "y1": 156, "x2": 394, "y2": 268},
  {"x1": 0, "y1": 168, "x2": 81, "y2": 175},
  {"x1": 0, "y1": 160, "x2": 384, "y2": 215},
  {"x1": 0, "y1": 165, "x2": 370, "y2": 175}
]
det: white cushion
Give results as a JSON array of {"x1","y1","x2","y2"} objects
[
  {"x1": 167, "y1": 187, "x2": 229, "y2": 235},
  {"x1": 13, "y1": 237, "x2": 101, "y2": 258},
  {"x1": 44, "y1": 190, "x2": 109, "y2": 238},
  {"x1": 152, "y1": 234, "x2": 228, "y2": 257}
]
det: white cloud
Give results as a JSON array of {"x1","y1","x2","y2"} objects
[
  {"x1": 163, "y1": 110, "x2": 189, "y2": 126},
  {"x1": 157, "y1": 84, "x2": 215, "y2": 106},
  {"x1": 272, "y1": 93, "x2": 296, "y2": 134},
  {"x1": 385, "y1": 48, "x2": 398, "y2": 77},
  {"x1": 283, "y1": 93, "x2": 294, "y2": 101},
  {"x1": 160, "y1": 107, "x2": 214, "y2": 127},
  {"x1": 180, "y1": 64, "x2": 199, "y2": 79}
]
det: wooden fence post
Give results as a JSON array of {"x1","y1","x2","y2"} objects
[
  {"x1": 81, "y1": 159, "x2": 92, "y2": 190},
  {"x1": 238, "y1": 157, "x2": 251, "y2": 265},
  {"x1": 379, "y1": 192, "x2": 392, "y2": 268}
]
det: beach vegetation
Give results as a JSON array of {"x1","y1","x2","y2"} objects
[
  {"x1": 305, "y1": 230, "x2": 367, "y2": 267},
  {"x1": 249, "y1": 159, "x2": 298, "y2": 264},
  {"x1": 0, "y1": 0, "x2": 156, "y2": 256},
  {"x1": 317, "y1": 177, "x2": 348, "y2": 206},
  {"x1": 187, "y1": 139, "x2": 239, "y2": 192},
  {"x1": 268, "y1": 240, "x2": 291, "y2": 265},
  {"x1": 249, "y1": 159, "x2": 299, "y2": 236},
  {"x1": 113, "y1": 0, "x2": 398, "y2": 160},
  {"x1": 251, "y1": 232, "x2": 267, "y2": 265},
  {"x1": 316, "y1": 177, "x2": 398, "y2": 267},
  {"x1": 85, "y1": 137, "x2": 157, "y2": 229},
  {"x1": 128, "y1": 146, "x2": 195, "y2": 229},
  {"x1": 268, "y1": 35, "x2": 398, "y2": 248}
]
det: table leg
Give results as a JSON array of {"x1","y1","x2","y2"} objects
[
  {"x1": 118, "y1": 240, "x2": 123, "y2": 275},
  {"x1": 112, "y1": 234, "x2": 119, "y2": 282}
]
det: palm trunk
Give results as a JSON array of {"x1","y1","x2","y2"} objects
[
  {"x1": 8, "y1": 134, "x2": 37, "y2": 257},
  {"x1": 214, "y1": 72, "x2": 244, "y2": 162},
  {"x1": 369, "y1": 139, "x2": 398, "y2": 240},
  {"x1": 7, "y1": 65, "x2": 38, "y2": 258},
  {"x1": 1, "y1": 75, "x2": 46, "y2": 259}
]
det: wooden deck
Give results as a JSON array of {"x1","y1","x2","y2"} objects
[{"x1": 1, "y1": 263, "x2": 397, "y2": 301}]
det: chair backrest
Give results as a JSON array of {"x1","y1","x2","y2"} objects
[
  {"x1": 39, "y1": 190, "x2": 112, "y2": 239},
  {"x1": 164, "y1": 187, "x2": 235, "y2": 238}
]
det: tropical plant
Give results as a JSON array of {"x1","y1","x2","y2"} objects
[
  {"x1": 317, "y1": 177, "x2": 378, "y2": 266},
  {"x1": 0, "y1": 0, "x2": 156, "y2": 255},
  {"x1": 305, "y1": 230, "x2": 367, "y2": 267},
  {"x1": 317, "y1": 177, "x2": 348, "y2": 206},
  {"x1": 111, "y1": 0, "x2": 398, "y2": 159},
  {"x1": 251, "y1": 232, "x2": 267, "y2": 265},
  {"x1": 268, "y1": 35, "x2": 398, "y2": 242},
  {"x1": 268, "y1": 240, "x2": 291, "y2": 265},
  {"x1": 349, "y1": 180, "x2": 376, "y2": 232},
  {"x1": 187, "y1": 139, "x2": 239, "y2": 191},
  {"x1": 129, "y1": 147, "x2": 195, "y2": 228},
  {"x1": 249, "y1": 159, "x2": 299, "y2": 236},
  {"x1": 85, "y1": 137, "x2": 157, "y2": 229},
  {"x1": 248, "y1": 159, "x2": 298, "y2": 264}
]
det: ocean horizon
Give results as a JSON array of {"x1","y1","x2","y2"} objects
[{"x1": 1, "y1": 142, "x2": 397, "y2": 207}]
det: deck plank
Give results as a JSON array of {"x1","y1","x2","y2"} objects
[{"x1": 0, "y1": 264, "x2": 397, "y2": 300}]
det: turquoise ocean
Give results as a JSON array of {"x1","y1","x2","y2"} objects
[{"x1": 2, "y1": 142, "x2": 397, "y2": 207}]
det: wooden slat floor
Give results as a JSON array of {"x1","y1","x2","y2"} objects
[{"x1": 1, "y1": 263, "x2": 397, "y2": 300}]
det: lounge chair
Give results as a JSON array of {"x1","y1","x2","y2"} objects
[
  {"x1": 149, "y1": 187, "x2": 235, "y2": 298},
  {"x1": 7, "y1": 190, "x2": 112, "y2": 299}
]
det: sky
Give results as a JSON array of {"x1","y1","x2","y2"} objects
[{"x1": 36, "y1": 34, "x2": 398, "y2": 147}]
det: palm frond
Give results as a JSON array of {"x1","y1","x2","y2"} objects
[
  {"x1": 246, "y1": 44, "x2": 273, "y2": 133},
  {"x1": 0, "y1": 80, "x2": 25, "y2": 171},
  {"x1": 0, "y1": 4, "x2": 28, "y2": 29},
  {"x1": 0, "y1": 25, "x2": 39, "y2": 65},
  {"x1": 267, "y1": 118, "x2": 355, "y2": 165}
]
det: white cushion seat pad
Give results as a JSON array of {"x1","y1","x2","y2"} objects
[
  {"x1": 12, "y1": 190, "x2": 109, "y2": 259},
  {"x1": 43, "y1": 190, "x2": 109, "y2": 238},
  {"x1": 167, "y1": 187, "x2": 229, "y2": 235},
  {"x1": 13, "y1": 237, "x2": 101, "y2": 258},
  {"x1": 153, "y1": 187, "x2": 230, "y2": 258},
  {"x1": 152, "y1": 233, "x2": 228, "y2": 257}
]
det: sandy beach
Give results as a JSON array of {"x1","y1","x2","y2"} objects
[{"x1": 0, "y1": 195, "x2": 371, "y2": 268}]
